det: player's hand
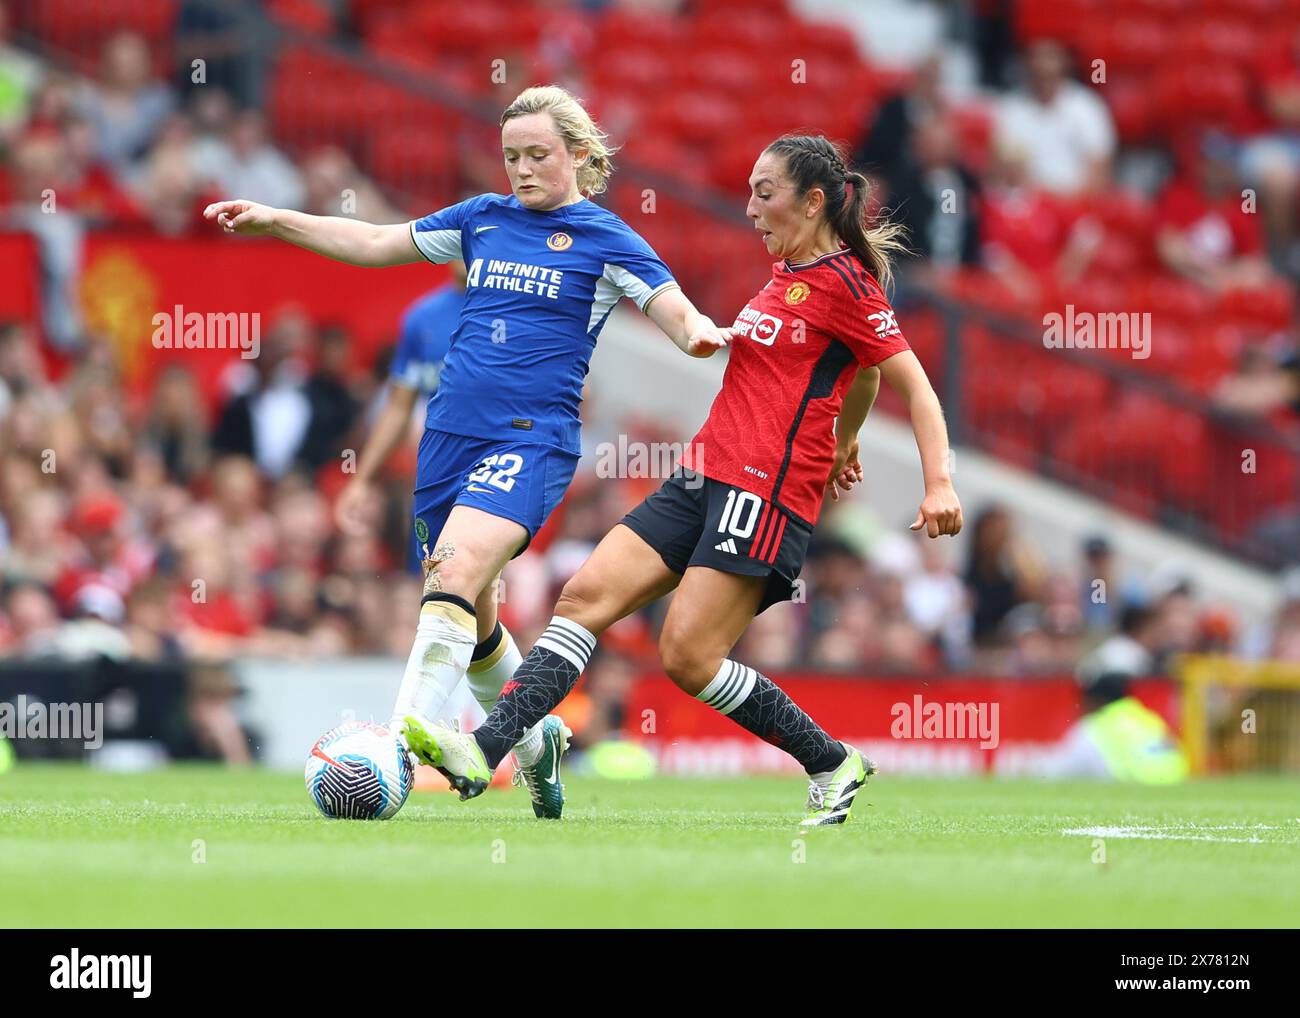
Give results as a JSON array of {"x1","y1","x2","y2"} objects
[
  {"x1": 685, "y1": 324, "x2": 733, "y2": 357},
  {"x1": 827, "y1": 438, "x2": 862, "y2": 502},
  {"x1": 335, "y1": 478, "x2": 374, "y2": 536},
  {"x1": 204, "y1": 199, "x2": 278, "y2": 236},
  {"x1": 909, "y1": 480, "x2": 963, "y2": 537}
]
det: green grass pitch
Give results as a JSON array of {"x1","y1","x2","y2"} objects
[{"x1": 1, "y1": 764, "x2": 1297, "y2": 927}]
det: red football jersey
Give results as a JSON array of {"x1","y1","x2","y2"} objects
[{"x1": 680, "y1": 248, "x2": 909, "y2": 524}]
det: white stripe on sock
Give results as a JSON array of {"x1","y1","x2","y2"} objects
[
  {"x1": 550, "y1": 616, "x2": 596, "y2": 655},
  {"x1": 696, "y1": 659, "x2": 758, "y2": 716},
  {"x1": 535, "y1": 616, "x2": 596, "y2": 673}
]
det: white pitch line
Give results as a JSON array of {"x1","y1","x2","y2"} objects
[{"x1": 1062, "y1": 825, "x2": 1266, "y2": 844}]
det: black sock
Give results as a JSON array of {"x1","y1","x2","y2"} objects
[
  {"x1": 697, "y1": 660, "x2": 847, "y2": 774},
  {"x1": 472, "y1": 617, "x2": 596, "y2": 768}
]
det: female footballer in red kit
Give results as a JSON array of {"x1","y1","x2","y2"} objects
[{"x1": 403, "y1": 134, "x2": 964, "y2": 825}]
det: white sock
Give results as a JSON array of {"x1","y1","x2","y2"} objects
[
  {"x1": 466, "y1": 622, "x2": 545, "y2": 766},
  {"x1": 389, "y1": 597, "x2": 477, "y2": 727}
]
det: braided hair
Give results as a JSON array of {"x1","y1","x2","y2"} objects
[{"x1": 763, "y1": 134, "x2": 908, "y2": 290}]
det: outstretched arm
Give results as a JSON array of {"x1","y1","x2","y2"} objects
[
  {"x1": 643, "y1": 287, "x2": 733, "y2": 357},
  {"x1": 203, "y1": 200, "x2": 421, "y2": 267},
  {"x1": 878, "y1": 350, "x2": 963, "y2": 537}
]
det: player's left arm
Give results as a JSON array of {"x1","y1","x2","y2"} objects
[
  {"x1": 643, "y1": 287, "x2": 733, "y2": 358},
  {"x1": 878, "y1": 350, "x2": 963, "y2": 537}
]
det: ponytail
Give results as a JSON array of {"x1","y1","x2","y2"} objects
[{"x1": 764, "y1": 135, "x2": 908, "y2": 290}]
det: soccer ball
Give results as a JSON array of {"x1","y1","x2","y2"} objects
[{"x1": 304, "y1": 721, "x2": 413, "y2": 820}]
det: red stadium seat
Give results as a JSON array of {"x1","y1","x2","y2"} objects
[
  {"x1": 597, "y1": 11, "x2": 682, "y2": 51},
  {"x1": 1099, "y1": 74, "x2": 1155, "y2": 143},
  {"x1": 1088, "y1": 190, "x2": 1156, "y2": 238},
  {"x1": 1214, "y1": 283, "x2": 1296, "y2": 335},
  {"x1": 367, "y1": 126, "x2": 457, "y2": 205},
  {"x1": 692, "y1": 0, "x2": 791, "y2": 16},
  {"x1": 690, "y1": 10, "x2": 789, "y2": 52},
  {"x1": 270, "y1": 51, "x2": 380, "y2": 152},
  {"x1": 1016, "y1": 0, "x2": 1104, "y2": 42},
  {"x1": 1125, "y1": 274, "x2": 1214, "y2": 330},
  {"x1": 1121, "y1": 0, "x2": 1196, "y2": 17},
  {"x1": 1152, "y1": 62, "x2": 1255, "y2": 135},
  {"x1": 1176, "y1": 323, "x2": 1242, "y2": 394},
  {"x1": 680, "y1": 49, "x2": 762, "y2": 94},
  {"x1": 267, "y1": 0, "x2": 335, "y2": 35},
  {"x1": 950, "y1": 104, "x2": 995, "y2": 175},
  {"x1": 1200, "y1": 0, "x2": 1282, "y2": 21},
  {"x1": 16, "y1": 0, "x2": 175, "y2": 75},
  {"x1": 1173, "y1": 19, "x2": 1260, "y2": 69},
  {"x1": 1080, "y1": 18, "x2": 1166, "y2": 76},
  {"x1": 1207, "y1": 432, "x2": 1300, "y2": 536},
  {"x1": 591, "y1": 46, "x2": 672, "y2": 94}
]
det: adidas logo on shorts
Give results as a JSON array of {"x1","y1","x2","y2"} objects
[{"x1": 714, "y1": 538, "x2": 738, "y2": 554}]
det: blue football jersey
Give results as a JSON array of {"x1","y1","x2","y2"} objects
[
  {"x1": 408, "y1": 193, "x2": 678, "y2": 454},
  {"x1": 390, "y1": 283, "x2": 466, "y2": 395}
]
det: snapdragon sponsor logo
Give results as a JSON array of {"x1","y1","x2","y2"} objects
[
  {"x1": 1042, "y1": 304, "x2": 1151, "y2": 360},
  {"x1": 0, "y1": 695, "x2": 102, "y2": 749},
  {"x1": 890, "y1": 695, "x2": 999, "y2": 750},
  {"x1": 594, "y1": 436, "x2": 705, "y2": 489},
  {"x1": 151, "y1": 304, "x2": 261, "y2": 359},
  {"x1": 50, "y1": 949, "x2": 151, "y2": 998}
]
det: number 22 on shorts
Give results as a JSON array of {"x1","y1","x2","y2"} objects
[{"x1": 467, "y1": 453, "x2": 525, "y2": 492}]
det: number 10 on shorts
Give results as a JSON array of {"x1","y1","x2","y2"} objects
[{"x1": 718, "y1": 489, "x2": 763, "y2": 538}]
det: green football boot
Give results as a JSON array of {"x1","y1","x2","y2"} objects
[
  {"x1": 511, "y1": 715, "x2": 572, "y2": 820},
  {"x1": 402, "y1": 715, "x2": 491, "y2": 801},
  {"x1": 799, "y1": 743, "x2": 875, "y2": 827}
]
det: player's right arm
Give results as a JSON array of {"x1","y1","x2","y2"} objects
[
  {"x1": 827, "y1": 366, "x2": 880, "y2": 501},
  {"x1": 203, "y1": 200, "x2": 421, "y2": 267}
]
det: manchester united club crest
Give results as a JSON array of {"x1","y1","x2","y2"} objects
[{"x1": 785, "y1": 281, "x2": 810, "y2": 305}]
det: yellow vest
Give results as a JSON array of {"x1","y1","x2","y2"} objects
[{"x1": 1082, "y1": 697, "x2": 1188, "y2": 784}]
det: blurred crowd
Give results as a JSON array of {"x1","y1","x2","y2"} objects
[
  {"x1": 1, "y1": 0, "x2": 1300, "y2": 761},
  {"x1": 3, "y1": 289, "x2": 1299, "y2": 678},
  {"x1": 865, "y1": 33, "x2": 1300, "y2": 417}
]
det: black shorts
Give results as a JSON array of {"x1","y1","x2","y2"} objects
[{"x1": 621, "y1": 468, "x2": 813, "y2": 614}]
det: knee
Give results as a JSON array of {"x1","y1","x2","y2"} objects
[
  {"x1": 552, "y1": 576, "x2": 610, "y2": 637},
  {"x1": 421, "y1": 546, "x2": 479, "y2": 599},
  {"x1": 658, "y1": 630, "x2": 722, "y2": 696}
]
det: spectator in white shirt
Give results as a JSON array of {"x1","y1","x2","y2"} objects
[
  {"x1": 199, "y1": 108, "x2": 304, "y2": 211},
  {"x1": 994, "y1": 38, "x2": 1115, "y2": 195}
]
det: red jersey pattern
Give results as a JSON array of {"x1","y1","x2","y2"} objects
[{"x1": 680, "y1": 249, "x2": 909, "y2": 525}]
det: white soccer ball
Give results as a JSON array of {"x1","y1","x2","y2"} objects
[{"x1": 304, "y1": 721, "x2": 413, "y2": 820}]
